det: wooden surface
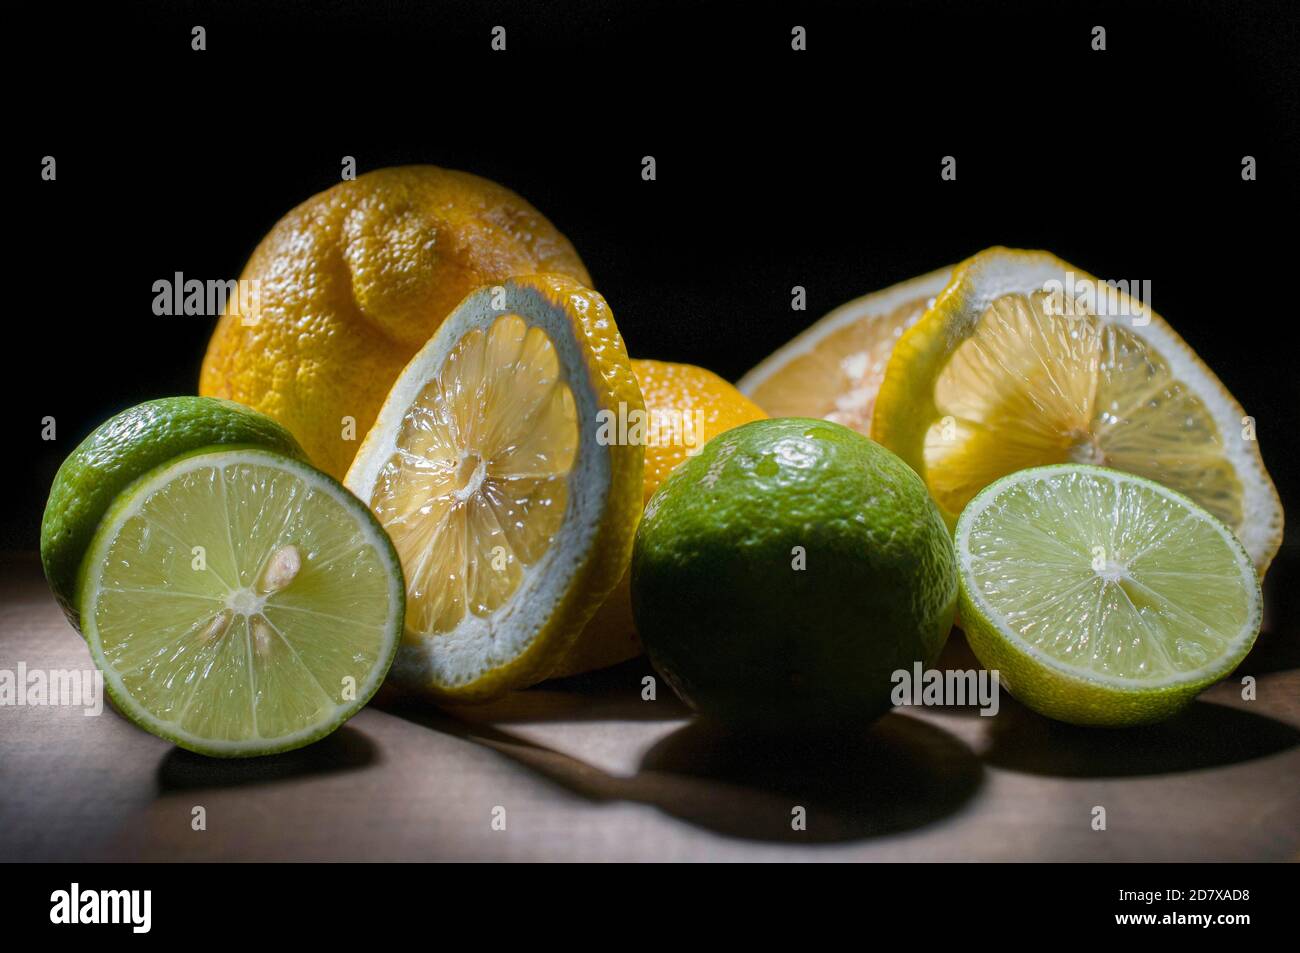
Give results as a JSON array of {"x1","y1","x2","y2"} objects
[{"x1": 2, "y1": 551, "x2": 1297, "y2": 862}]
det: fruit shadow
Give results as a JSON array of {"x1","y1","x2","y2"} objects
[
  {"x1": 393, "y1": 703, "x2": 982, "y2": 844},
  {"x1": 383, "y1": 657, "x2": 692, "y2": 724},
  {"x1": 155, "y1": 725, "x2": 377, "y2": 791},
  {"x1": 982, "y1": 697, "x2": 1300, "y2": 778}
]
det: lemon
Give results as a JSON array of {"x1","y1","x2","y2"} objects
[
  {"x1": 631, "y1": 418, "x2": 957, "y2": 734},
  {"x1": 200, "y1": 166, "x2": 590, "y2": 480},
  {"x1": 345, "y1": 274, "x2": 644, "y2": 701},
  {"x1": 77, "y1": 447, "x2": 405, "y2": 756},
  {"x1": 871, "y1": 248, "x2": 1283, "y2": 573},
  {"x1": 738, "y1": 267, "x2": 953, "y2": 434},
  {"x1": 41, "y1": 396, "x2": 307, "y2": 626},
  {"x1": 549, "y1": 359, "x2": 767, "y2": 678},
  {"x1": 956, "y1": 464, "x2": 1262, "y2": 726}
]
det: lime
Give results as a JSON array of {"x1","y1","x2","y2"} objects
[
  {"x1": 631, "y1": 417, "x2": 957, "y2": 734},
  {"x1": 956, "y1": 464, "x2": 1262, "y2": 726},
  {"x1": 41, "y1": 396, "x2": 307, "y2": 625},
  {"x1": 77, "y1": 447, "x2": 405, "y2": 756}
]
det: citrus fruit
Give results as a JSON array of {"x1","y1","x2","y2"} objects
[
  {"x1": 737, "y1": 266, "x2": 952, "y2": 434},
  {"x1": 200, "y1": 165, "x2": 591, "y2": 481},
  {"x1": 549, "y1": 359, "x2": 767, "y2": 678},
  {"x1": 41, "y1": 396, "x2": 307, "y2": 626},
  {"x1": 871, "y1": 247, "x2": 1283, "y2": 572},
  {"x1": 77, "y1": 447, "x2": 405, "y2": 757},
  {"x1": 631, "y1": 417, "x2": 957, "y2": 734},
  {"x1": 956, "y1": 464, "x2": 1262, "y2": 726},
  {"x1": 345, "y1": 274, "x2": 643, "y2": 701}
]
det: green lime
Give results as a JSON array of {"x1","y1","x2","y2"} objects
[
  {"x1": 631, "y1": 417, "x2": 957, "y2": 734},
  {"x1": 41, "y1": 397, "x2": 307, "y2": 625},
  {"x1": 956, "y1": 464, "x2": 1262, "y2": 726},
  {"x1": 78, "y1": 447, "x2": 405, "y2": 757}
]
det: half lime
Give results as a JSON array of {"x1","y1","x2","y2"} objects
[
  {"x1": 956, "y1": 464, "x2": 1261, "y2": 726},
  {"x1": 78, "y1": 447, "x2": 405, "y2": 756}
]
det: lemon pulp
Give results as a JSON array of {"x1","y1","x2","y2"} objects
[
  {"x1": 924, "y1": 290, "x2": 1244, "y2": 531},
  {"x1": 368, "y1": 312, "x2": 578, "y2": 636},
  {"x1": 747, "y1": 296, "x2": 932, "y2": 433}
]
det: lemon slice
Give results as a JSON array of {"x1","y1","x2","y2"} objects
[
  {"x1": 872, "y1": 248, "x2": 1283, "y2": 573},
  {"x1": 345, "y1": 275, "x2": 644, "y2": 701},
  {"x1": 738, "y1": 267, "x2": 953, "y2": 434}
]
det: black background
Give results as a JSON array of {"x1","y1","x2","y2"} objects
[{"x1": 12, "y1": 0, "x2": 1298, "y2": 550}]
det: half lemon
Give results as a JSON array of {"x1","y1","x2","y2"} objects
[
  {"x1": 871, "y1": 248, "x2": 1283, "y2": 573},
  {"x1": 345, "y1": 275, "x2": 644, "y2": 701},
  {"x1": 738, "y1": 267, "x2": 953, "y2": 434}
]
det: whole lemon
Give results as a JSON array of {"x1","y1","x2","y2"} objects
[
  {"x1": 548, "y1": 360, "x2": 766, "y2": 678},
  {"x1": 200, "y1": 165, "x2": 590, "y2": 479},
  {"x1": 631, "y1": 418, "x2": 957, "y2": 734}
]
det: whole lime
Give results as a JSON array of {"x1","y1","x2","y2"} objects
[
  {"x1": 41, "y1": 396, "x2": 307, "y2": 626},
  {"x1": 631, "y1": 417, "x2": 957, "y2": 734}
]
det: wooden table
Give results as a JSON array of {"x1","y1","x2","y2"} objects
[{"x1": 2, "y1": 551, "x2": 1297, "y2": 861}]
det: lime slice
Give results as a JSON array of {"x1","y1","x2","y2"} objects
[
  {"x1": 78, "y1": 447, "x2": 405, "y2": 756},
  {"x1": 956, "y1": 464, "x2": 1261, "y2": 726}
]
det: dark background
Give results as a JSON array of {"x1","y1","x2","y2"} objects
[{"x1": 12, "y1": 0, "x2": 1298, "y2": 550}]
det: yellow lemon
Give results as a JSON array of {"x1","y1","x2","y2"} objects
[
  {"x1": 201, "y1": 166, "x2": 589, "y2": 480},
  {"x1": 345, "y1": 275, "x2": 642, "y2": 702},
  {"x1": 871, "y1": 248, "x2": 1283, "y2": 573},
  {"x1": 550, "y1": 359, "x2": 768, "y2": 677}
]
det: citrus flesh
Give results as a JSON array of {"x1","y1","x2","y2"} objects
[
  {"x1": 632, "y1": 417, "x2": 957, "y2": 735},
  {"x1": 200, "y1": 165, "x2": 591, "y2": 480},
  {"x1": 872, "y1": 248, "x2": 1283, "y2": 573},
  {"x1": 956, "y1": 464, "x2": 1262, "y2": 726},
  {"x1": 41, "y1": 396, "x2": 307, "y2": 626},
  {"x1": 78, "y1": 448, "x2": 405, "y2": 756},
  {"x1": 549, "y1": 359, "x2": 767, "y2": 678},
  {"x1": 738, "y1": 267, "x2": 952, "y2": 434},
  {"x1": 346, "y1": 274, "x2": 643, "y2": 701}
]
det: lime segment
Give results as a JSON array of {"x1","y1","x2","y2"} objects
[{"x1": 80, "y1": 448, "x2": 404, "y2": 756}]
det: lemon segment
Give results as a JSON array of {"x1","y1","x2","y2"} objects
[
  {"x1": 872, "y1": 248, "x2": 1283, "y2": 573},
  {"x1": 346, "y1": 275, "x2": 643, "y2": 701}
]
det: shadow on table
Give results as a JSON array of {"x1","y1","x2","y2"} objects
[
  {"x1": 156, "y1": 725, "x2": 377, "y2": 791},
  {"x1": 390, "y1": 701, "x2": 981, "y2": 844},
  {"x1": 983, "y1": 698, "x2": 1300, "y2": 778},
  {"x1": 409, "y1": 657, "x2": 691, "y2": 725}
]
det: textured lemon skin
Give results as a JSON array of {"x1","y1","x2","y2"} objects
[
  {"x1": 632, "y1": 418, "x2": 957, "y2": 735},
  {"x1": 76, "y1": 446, "x2": 405, "y2": 758},
  {"x1": 955, "y1": 465, "x2": 1263, "y2": 727},
  {"x1": 349, "y1": 275, "x2": 644, "y2": 703},
  {"x1": 200, "y1": 166, "x2": 590, "y2": 481},
  {"x1": 550, "y1": 360, "x2": 767, "y2": 678},
  {"x1": 41, "y1": 397, "x2": 308, "y2": 628},
  {"x1": 871, "y1": 247, "x2": 1284, "y2": 574}
]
